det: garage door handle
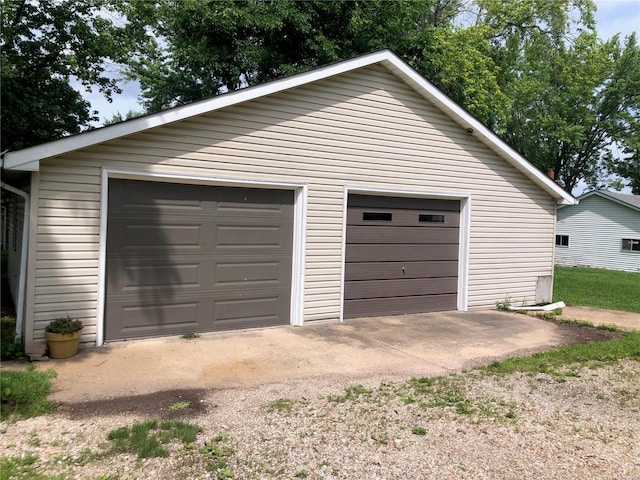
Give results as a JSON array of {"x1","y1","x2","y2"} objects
[{"x1": 402, "y1": 267, "x2": 406, "y2": 275}]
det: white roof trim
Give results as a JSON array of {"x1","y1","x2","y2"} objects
[{"x1": 2, "y1": 49, "x2": 576, "y2": 205}]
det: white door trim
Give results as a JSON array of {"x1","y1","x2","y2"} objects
[{"x1": 96, "y1": 168, "x2": 307, "y2": 346}]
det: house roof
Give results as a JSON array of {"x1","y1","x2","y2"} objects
[
  {"x1": 575, "y1": 190, "x2": 640, "y2": 213},
  {"x1": 1, "y1": 50, "x2": 576, "y2": 205}
]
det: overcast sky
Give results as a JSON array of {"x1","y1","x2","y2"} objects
[{"x1": 83, "y1": 0, "x2": 640, "y2": 125}]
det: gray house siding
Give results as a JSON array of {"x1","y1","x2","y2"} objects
[{"x1": 555, "y1": 194, "x2": 640, "y2": 272}]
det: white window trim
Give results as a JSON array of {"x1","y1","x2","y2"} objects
[
  {"x1": 339, "y1": 185, "x2": 471, "y2": 321},
  {"x1": 96, "y1": 168, "x2": 307, "y2": 346}
]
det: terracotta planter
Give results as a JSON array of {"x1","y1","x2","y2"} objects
[{"x1": 45, "y1": 330, "x2": 83, "y2": 359}]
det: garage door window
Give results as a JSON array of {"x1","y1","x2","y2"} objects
[
  {"x1": 363, "y1": 212, "x2": 392, "y2": 221},
  {"x1": 419, "y1": 214, "x2": 445, "y2": 223}
]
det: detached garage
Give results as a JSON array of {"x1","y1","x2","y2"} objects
[{"x1": 2, "y1": 50, "x2": 576, "y2": 347}]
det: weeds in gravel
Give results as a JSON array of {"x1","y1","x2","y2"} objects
[
  {"x1": 411, "y1": 427, "x2": 427, "y2": 435},
  {"x1": 267, "y1": 398, "x2": 295, "y2": 412},
  {"x1": 201, "y1": 433, "x2": 234, "y2": 479},
  {"x1": 107, "y1": 420, "x2": 201, "y2": 458},
  {"x1": 327, "y1": 384, "x2": 372, "y2": 403},
  {"x1": 0, "y1": 365, "x2": 57, "y2": 421}
]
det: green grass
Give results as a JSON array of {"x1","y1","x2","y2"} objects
[
  {"x1": 107, "y1": 420, "x2": 202, "y2": 458},
  {"x1": 0, "y1": 365, "x2": 57, "y2": 421},
  {"x1": 0, "y1": 454, "x2": 66, "y2": 480},
  {"x1": 485, "y1": 331, "x2": 640, "y2": 376},
  {"x1": 554, "y1": 266, "x2": 640, "y2": 313}
]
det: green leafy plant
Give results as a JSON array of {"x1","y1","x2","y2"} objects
[
  {"x1": 180, "y1": 332, "x2": 200, "y2": 340},
  {"x1": 411, "y1": 427, "x2": 427, "y2": 435},
  {"x1": 0, "y1": 316, "x2": 23, "y2": 361},
  {"x1": 45, "y1": 316, "x2": 83, "y2": 335},
  {"x1": 0, "y1": 365, "x2": 57, "y2": 421},
  {"x1": 495, "y1": 296, "x2": 513, "y2": 311},
  {"x1": 168, "y1": 401, "x2": 191, "y2": 411}
]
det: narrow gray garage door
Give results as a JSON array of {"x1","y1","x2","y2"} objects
[
  {"x1": 105, "y1": 179, "x2": 294, "y2": 340},
  {"x1": 344, "y1": 194, "x2": 460, "y2": 318}
]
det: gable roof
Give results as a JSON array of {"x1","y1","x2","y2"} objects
[
  {"x1": 1, "y1": 50, "x2": 576, "y2": 205},
  {"x1": 575, "y1": 190, "x2": 640, "y2": 213}
]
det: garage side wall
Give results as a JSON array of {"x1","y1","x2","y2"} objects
[{"x1": 31, "y1": 64, "x2": 556, "y2": 344}]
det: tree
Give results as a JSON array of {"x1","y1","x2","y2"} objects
[
  {"x1": 500, "y1": 31, "x2": 639, "y2": 193},
  {"x1": 119, "y1": 0, "x2": 510, "y2": 126},
  {"x1": 0, "y1": 0, "x2": 133, "y2": 151}
]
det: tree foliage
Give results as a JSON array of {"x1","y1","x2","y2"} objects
[
  {"x1": 119, "y1": 0, "x2": 507, "y2": 126},
  {"x1": 0, "y1": 0, "x2": 133, "y2": 151}
]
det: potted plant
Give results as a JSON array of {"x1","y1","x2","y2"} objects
[{"x1": 45, "y1": 315, "x2": 83, "y2": 359}]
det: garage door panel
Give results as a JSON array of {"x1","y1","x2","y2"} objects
[
  {"x1": 106, "y1": 179, "x2": 294, "y2": 340},
  {"x1": 344, "y1": 294, "x2": 458, "y2": 318},
  {"x1": 347, "y1": 208, "x2": 460, "y2": 227},
  {"x1": 348, "y1": 195, "x2": 460, "y2": 211},
  {"x1": 345, "y1": 261, "x2": 458, "y2": 281},
  {"x1": 344, "y1": 194, "x2": 460, "y2": 318},
  {"x1": 215, "y1": 260, "x2": 288, "y2": 285},
  {"x1": 347, "y1": 225, "x2": 459, "y2": 244},
  {"x1": 345, "y1": 277, "x2": 457, "y2": 300},
  {"x1": 108, "y1": 301, "x2": 202, "y2": 339},
  {"x1": 346, "y1": 244, "x2": 459, "y2": 262}
]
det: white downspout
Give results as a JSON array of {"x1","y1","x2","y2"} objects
[{"x1": 0, "y1": 181, "x2": 30, "y2": 343}]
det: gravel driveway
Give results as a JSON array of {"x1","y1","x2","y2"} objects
[{"x1": 2, "y1": 355, "x2": 639, "y2": 479}]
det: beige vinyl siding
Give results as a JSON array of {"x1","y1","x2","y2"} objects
[
  {"x1": 556, "y1": 196, "x2": 640, "y2": 272},
  {"x1": 32, "y1": 64, "x2": 555, "y2": 344}
]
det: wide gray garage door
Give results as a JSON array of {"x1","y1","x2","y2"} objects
[
  {"x1": 344, "y1": 194, "x2": 460, "y2": 318},
  {"x1": 105, "y1": 179, "x2": 294, "y2": 340}
]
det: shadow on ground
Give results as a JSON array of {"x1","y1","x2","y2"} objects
[{"x1": 59, "y1": 388, "x2": 212, "y2": 420}]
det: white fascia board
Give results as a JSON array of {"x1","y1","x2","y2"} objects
[
  {"x1": 3, "y1": 51, "x2": 395, "y2": 171},
  {"x1": 380, "y1": 57, "x2": 577, "y2": 206}
]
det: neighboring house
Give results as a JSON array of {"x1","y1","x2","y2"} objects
[
  {"x1": 1, "y1": 50, "x2": 576, "y2": 348},
  {"x1": 555, "y1": 190, "x2": 640, "y2": 272}
]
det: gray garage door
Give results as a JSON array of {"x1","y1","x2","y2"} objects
[
  {"x1": 105, "y1": 179, "x2": 294, "y2": 340},
  {"x1": 344, "y1": 194, "x2": 460, "y2": 318}
]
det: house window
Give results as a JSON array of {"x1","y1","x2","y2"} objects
[
  {"x1": 555, "y1": 234, "x2": 569, "y2": 247},
  {"x1": 621, "y1": 238, "x2": 640, "y2": 252}
]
